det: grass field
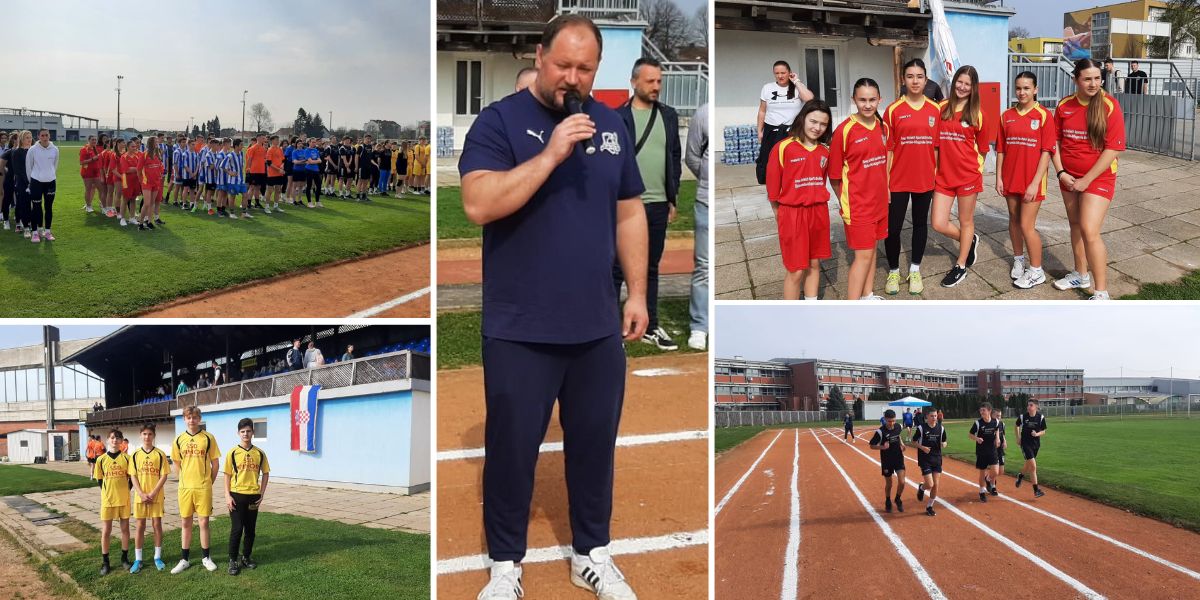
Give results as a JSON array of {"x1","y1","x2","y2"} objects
[
  {"x1": 437, "y1": 298, "x2": 702, "y2": 369},
  {"x1": 0, "y1": 464, "x2": 94, "y2": 496},
  {"x1": 0, "y1": 143, "x2": 429, "y2": 317},
  {"x1": 1123, "y1": 268, "x2": 1200, "y2": 299},
  {"x1": 436, "y1": 180, "x2": 697, "y2": 239},
  {"x1": 53, "y1": 512, "x2": 429, "y2": 599},
  {"x1": 714, "y1": 421, "x2": 843, "y2": 454}
]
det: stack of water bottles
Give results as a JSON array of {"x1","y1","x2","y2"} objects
[
  {"x1": 722, "y1": 125, "x2": 758, "y2": 165},
  {"x1": 436, "y1": 126, "x2": 455, "y2": 157}
]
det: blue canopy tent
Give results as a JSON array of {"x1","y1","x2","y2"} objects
[{"x1": 889, "y1": 396, "x2": 932, "y2": 407}]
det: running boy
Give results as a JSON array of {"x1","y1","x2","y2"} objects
[
  {"x1": 869, "y1": 409, "x2": 906, "y2": 513},
  {"x1": 843, "y1": 411, "x2": 854, "y2": 442},
  {"x1": 94, "y1": 429, "x2": 133, "y2": 575},
  {"x1": 170, "y1": 405, "x2": 221, "y2": 573},
  {"x1": 909, "y1": 409, "x2": 947, "y2": 516},
  {"x1": 992, "y1": 407, "x2": 1008, "y2": 493},
  {"x1": 1015, "y1": 399, "x2": 1047, "y2": 498},
  {"x1": 129, "y1": 423, "x2": 168, "y2": 573},
  {"x1": 224, "y1": 418, "x2": 270, "y2": 575},
  {"x1": 968, "y1": 402, "x2": 1002, "y2": 502}
]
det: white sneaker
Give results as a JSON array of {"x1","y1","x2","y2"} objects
[
  {"x1": 1010, "y1": 256, "x2": 1027, "y2": 279},
  {"x1": 687, "y1": 330, "x2": 707, "y2": 351},
  {"x1": 571, "y1": 547, "x2": 637, "y2": 600},
  {"x1": 170, "y1": 559, "x2": 190, "y2": 574},
  {"x1": 85, "y1": 205, "x2": 94, "y2": 213},
  {"x1": 201, "y1": 556, "x2": 217, "y2": 571},
  {"x1": 860, "y1": 294, "x2": 885, "y2": 301},
  {"x1": 1013, "y1": 267, "x2": 1046, "y2": 289},
  {"x1": 1053, "y1": 271, "x2": 1092, "y2": 290},
  {"x1": 477, "y1": 561, "x2": 523, "y2": 600},
  {"x1": 1089, "y1": 291, "x2": 1111, "y2": 300},
  {"x1": 119, "y1": 218, "x2": 127, "y2": 227},
  {"x1": 2, "y1": 221, "x2": 8, "y2": 230}
]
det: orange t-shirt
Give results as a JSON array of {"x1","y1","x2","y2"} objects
[
  {"x1": 266, "y1": 146, "x2": 285, "y2": 176},
  {"x1": 245, "y1": 143, "x2": 267, "y2": 174}
]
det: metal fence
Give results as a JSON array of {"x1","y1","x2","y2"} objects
[
  {"x1": 1037, "y1": 398, "x2": 1200, "y2": 420},
  {"x1": 559, "y1": 0, "x2": 640, "y2": 20},
  {"x1": 715, "y1": 410, "x2": 840, "y2": 428}
]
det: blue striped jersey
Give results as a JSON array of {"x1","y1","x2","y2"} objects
[
  {"x1": 199, "y1": 148, "x2": 216, "y2": 183},
  {"x1": 226, "y1": 150, "x2": 245, "y2": 184},
  {"x1": 213, "y1": 150, "x2": 228, "y2": 186},
  {"x1": 174, "y1": 147, "x2": 193, "y2": 176}
]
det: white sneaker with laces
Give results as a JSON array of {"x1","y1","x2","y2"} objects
[
  {"x1": 570, "y1": 547, "x2": 637, "y2": 600},
  {"x1": 119, "y1": 218, "x2": 127, "y2": 227},
  {"x1": 170, "y1": 559, "x2": 190, "y2": 574},
  {"x1": 201, "y1": 556, "x2": 217, "y2": 571},
  {"x1": 687, "y1": 331, "x2": 707, "y2": 351},
  {"x1": 1089, "y1": 291, "x2": 1111, "y2": 300},
  {"x1": 1053, "y1": 271, "x2": 1092, "y2": 290},
  {"x1": 477, "y1": 561, "x2": 523, "y2": 600},
  {"x1": 860, "y1": 294, "x2": 885, "y2": 301},
  {"x1": 1013, "y1": 267, "x2": 1046, "y2": 289},
  {"x1": 1010, "y1": 256, "x2": 1026, "y2": 279}
]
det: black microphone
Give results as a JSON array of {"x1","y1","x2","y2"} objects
[{"x1": 563, "y1": 90, "x2": 596, "y2": 155}]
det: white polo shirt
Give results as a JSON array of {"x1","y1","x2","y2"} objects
[{"x1": 27, "y1": 142, "x2": 59, "y2": 182}]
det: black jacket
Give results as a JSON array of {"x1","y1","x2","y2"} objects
[
  {"x1": 287, "y1": 347, "x2": 304, "y2": 370},
  {"x1": 616, "y1": 99, "x2": 682, "y2": 205}
]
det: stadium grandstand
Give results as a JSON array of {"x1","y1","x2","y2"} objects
[{"x1": 0, "y1": 107, "x2": 99, "y2": 141}]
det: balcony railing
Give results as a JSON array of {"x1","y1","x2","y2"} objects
[{"x1": 439, "y1": 0, "x2": 640, "y2": 28}]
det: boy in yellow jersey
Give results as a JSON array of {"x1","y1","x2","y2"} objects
[
  {"x1": 224, "y1": 418, "x2": 270, "y2": 575},
  {"x1": 170, "y1": 405, "x2": 221, "y2": 574},
  {"x1": 404, "y1": 141, "x2": 416, "y2": 195},
  {"x1": 415, "y1": 137, "x2": 431, "y2": 194},
  {"x1": 94, "y1": 429, "x2": 133, "y2": 575},
  {"x1": 129, "y1": 422, "x2": 169, "y2": 573}
]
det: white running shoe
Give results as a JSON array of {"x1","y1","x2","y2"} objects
[
  {"x1": 1010, "y1": 256, "x2": 1027, "y2": 279},
  {"x1": 2, "y1": 221, "x2": 8, "y2": 230},
  {"x1": 201, "y1": 556, "x2": 217, "y2": 572},
  {"x1": 477, "y1": 561, "x2": 523, "y2": 600},
  {"x1": 1013, "y1": 267, "x2": 1046, "y2": 289},
  {"x1": 85, "y1": 205, "x2": 94, "y2": 213},
  {"x1": 687, "y1": 330, "x2": 707, "y2": 351},
  {"x1": 170, "y1": 559, "x2": 190, "y2": 574},
  {"x1": 571, "y1": 547, "x2": 637, "y2": 600},
  {"x1": 860, "y1": 294, "x2": 885, "y2": 301},
  {"x1": 1053, "y1": 271, "x2": 1092, "y2": 290},
  {"x1": 119, "y1": 218, "x2": 127, "y2": 227},
  {"x1": 228, "y1": 212, "x2": 238, "y2": 220},
  {"x1": 1089, "y1": 291, "x2": 1111, "y2": 300}
]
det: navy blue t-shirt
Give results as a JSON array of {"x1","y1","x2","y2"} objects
[{"x1": 459, "y1": 89, "x2": 645, "y2": 344}]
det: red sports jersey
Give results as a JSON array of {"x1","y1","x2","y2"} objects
[
  {"x1": 1055, "y1": 93, "x2": 1125, "y2": 177},
  {"x1": 102, "y1": 150, "x2": 119, "y2": 183},
  {"x1": 883, "y1": 97, "x2": 940, "y2": 192},
  {"x1": 141, "y1": 157, "x2": 165, "y2": 185},
  {"x1": 119, "y1": 154, "x2": 141, "y2": 186},
  {"x1": 998, "y1": 104, "x2": 1057, "y2": 197},
  {"x1": 828, "y1": 115, "x2": 888, "y2": 226},
  {"x1": 766, "y1": 138, "x2": 829, "y2": 207},
  {"x1": 79, "y1": 145, "x2": 100, "y2": 178},
  {"x1": 934, "y1": 107, "x2": 985, "y2": 188}
]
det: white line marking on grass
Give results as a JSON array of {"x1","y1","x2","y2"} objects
[
  {"x1": 821, "y1": 429, "x2": 1107, "y2": 600},
  {"x1": 809, "y1": 430, "x2": 948, "y2": 600},
  {"x1": 437, "y1": 529, "x2": 708, "y2": 575},
  {"x1": 437, "y1": 429, "x2": 708, "y2": 462},
  {"x1": 347, "y1": 286, "x2": 431, "y2": 318},
  {"x1": 631, "y1": 367, "x2": 684, "y2": 377},
  {"x1": 835, "y1": 429, "x2": 1200, "y2": 582},
  {"x1": 781, "y1": 430, "x2": 802, "y2": 600},
  {"x1": 715, "y1": 430, "x2": 783, "y2": 516}
]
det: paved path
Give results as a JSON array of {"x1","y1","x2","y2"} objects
[{"x1": 716, "y1": 150, "x2": 1200, "y2": 299}]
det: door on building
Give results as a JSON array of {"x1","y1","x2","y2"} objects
[
  {"x1": 453, "y1": 59, "x2": 484, "y2": 126},
  {"x1": 800, "y1": 47, "x2": 842, "y2": 119},
  {"x1": 52, "y1": 434, "x2": 64, "y2": 461}
]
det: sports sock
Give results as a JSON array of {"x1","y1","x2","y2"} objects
[
  {"x1": 135, "y1": 548, "x2": 143, "y2": 561},
  {"x1": 181, "y1": 548, "x2": 190, "y2": 561},
  {"x1": 122, "y1": 550, "x2": 129, "y2": 563},
  {"x1": 910, "y1": 263, "x2": 921, "y2": 273},
  {"x1": 155, "y1": 546, "x2": 162, "y2": 559},
  {"x1": 102, "y1": 552, "x2": 109, "y2": 565},
  {"x1": 202, "y1": 547, "x2": 210, "y2": 559}
]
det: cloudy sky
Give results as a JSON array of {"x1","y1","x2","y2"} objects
[
  {"x1": 716, "y1": 305, "x2": 1200, "y2": 379},
  {"x1": 7, "y1": 0, "x2": 429, "y2": 131},
  {"x1": 0, "y1": 326, "x2": 119, "y2": 351}
]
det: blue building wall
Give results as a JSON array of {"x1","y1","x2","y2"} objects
[
  {"x1": 174, "y1": 390, "x2": 416, "y2": 487},
  {"x1": 924, "y1": 9, "x2": 1012, "y2": 112}
]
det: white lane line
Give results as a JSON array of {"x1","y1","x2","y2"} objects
[
  {"x1": 833, "y1": 429, "x2": 1200, "y2": 582},
  {"x1": 437, "y1": 529, "x2": 708, "y2": 575},
  {"x1": 347, "y1": 286, "x2": 432, "y2": 318},
  {"x1": 780, "y1": 430, "x2": 801, "y2": 600},
  {"x1": 631, "y1": 367, "x2": 685, "y2": 377},
  {"x1": 821, "y1": 429, "x2": 1106, "y2": 600},
  {"x1": 809, "y1": 430, "x2": 948, "y2": 600},
  {"x1": 437, "y1": 429, "x2": 708, "y2": 462},
  {"x1": 715, "y1": 430, "x2": 783, "y2": 516}
]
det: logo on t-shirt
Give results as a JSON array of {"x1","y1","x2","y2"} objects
[
  {"x1": 820, "y1": 156, "x2": 827, "y2": 169},
  {"x1": 526, "y1": 129, "x2": 545, "y2": 144},
  {"x1": 929, "y1": 116, "x2": 936, "y2": 128},
  {"x1": 1030, "y1": 119, "x2": 1040, "y2": 130},
  {"x1": 600, "y1": 131, "x2": 621, "y2": 155}
]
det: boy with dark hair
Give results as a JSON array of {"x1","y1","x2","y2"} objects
[
  {"x1": 968, "y1": 402, "x2": 1002, "y2": 502},
  {"x1": 224, "y1": 418, "x2": 270, "y2": 575},
  {"x1": 910, "y1": 409, "x2": 947, "y2": 516},
  {"x1": 1015, "y1": 399, "x2": 1048, "y2": 498},
  {"x1": 991, "y1": 407, "x2": 1007, "y2": 494},
  {"x1": 95, "y1": 429, "x2": 133, "y2": 575},
  {"x1": 843, "y1": 412, "x2": 854, "y2": 442},
  {"x1": 130, "y1": 423, "x2": 169, "y2": 572},
  {"x1": 869, "y1": 409, "x2": 906, "y2": 513}
]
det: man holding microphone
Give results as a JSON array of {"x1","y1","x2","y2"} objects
[{"x1": 459, "y1": 13, "x2": 648, "y2": 600}]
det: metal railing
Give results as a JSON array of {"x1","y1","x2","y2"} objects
[
  {"x1": 716, "y1": 410, "x2": 840, "y2": 428},
  {"x1": 1037, "y1": 398, "x2": 1199, "y2": 419},
  {"x1": 437, "y1": 0, "x2": 556, "y2": 27},
  {"x1": 560, "y1": 0, "x2": 640, "y2": 20}
]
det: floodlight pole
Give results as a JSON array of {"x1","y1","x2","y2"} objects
[
  {"x1": 115, "y1": 75, "x2": 124, "y2": 132},
  {"x1": 242, "y1": 90, "x2": 248, "y2": 135}
]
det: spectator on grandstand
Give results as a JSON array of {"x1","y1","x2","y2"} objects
[
  {"x1": 176, "y1": 380, "x2": 189, "y2": 395},
  {"x1": 304, "y1": 342, "x2": 317, "y2": 368},
  {"x1": 287, "y1": 340, "x2": 305, "y2": 371},
  {"x1": 341, "y1": 345, "x2": 354, "y2": 361}
]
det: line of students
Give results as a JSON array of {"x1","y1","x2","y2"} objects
[
  {"x1": 0, "y1": 129, "x2": 60, "y2": 242},
  {"x1": 765, "y1": 58, "x2": 1125, "y2": 300},
  {"x1": 92, "y1": 406, "x2": 270, "y2": 577}
]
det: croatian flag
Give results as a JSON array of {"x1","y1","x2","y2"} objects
[{"x1": 290, "y1": 384, "x2": 321, "y2": 453}]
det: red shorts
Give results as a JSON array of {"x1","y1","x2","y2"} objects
[
  {"x1": 122, "y1": 178, "x2": 142, "y2": 200},
  {"x1": 844, "y1": 217, "x2": 887, "y2": 251},
  {"x1": 143, "y1": 180, "x2": 163, "y2": 194},
  {"x1": 1060, "y1": 172, "x2": 1116, "y2": 201},
  {"x1": 935, "y1": 175, "x2": 984, "y2": 198},
  {"x1": 776, "y1": 203, "x2": 831, "y2": 271},
  {"x1": 1003, "y1": 187, "x2": 1046, "y2": 202}
]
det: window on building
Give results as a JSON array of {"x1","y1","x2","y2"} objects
[
  {"x1": 20, "y1": 440, "x2": 28, "y2": 447},
  {"x1": 455, "y1": 60, "x2": 483, "y2": 116},
  {"x1": 253, "y1": 419, "x2": 268, "y2": 441}
]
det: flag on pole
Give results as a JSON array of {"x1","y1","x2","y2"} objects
[
  {"x1": 927, "y1": 0, "x2": 961, "y2": 94},
  {"x1": 290, "y1": 384, "x2": 321, "y2": 453}
]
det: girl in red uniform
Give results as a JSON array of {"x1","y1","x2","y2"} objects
[
  {"x1": 932, "y1": 65, "x2": 986, "y2": 288},
  {"x1": 996, "y1": 71, "x2": 1056, "y2": 289},
  {"x1": 829, "y1": 78, "x2": 889, "y2": 300},
  {"x1": 79, "y1": 136, "x2": 101, "y2": 214},
  {"x1": 1051, "y1": 58, "x2": 1126, "y2": 300},
  {"x1": 104, "y1": 139, "x2": 123, "y2": 219},
  {"x1": 766, "y1": 100, "x2": 833, "y2": 300},
  {"x1": 883, "y1": 58, "x2": 940, "y2": 296},
  {"x1": 138, "y1": 137, "x2": 164, "y2": 231},
  {"x1": 119, "y1": 140, "x2": 142, "y2": 227}
]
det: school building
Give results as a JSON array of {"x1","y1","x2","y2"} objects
[
  {"x1": 713, "y1": 0, "x2": 1014, "y2": 153},
  {"x1": 71, "y1": 325, "x2": 431, "y2": 494},
  {"x1": 1083, "y1": 376, "x2": 1200, "y2": 405},
  {"x1": 0, "y1": 108, "x2": 100, "y2": 141},
  {"x1": 1009, "y1": 37, "x2": 1064, "y2": 59},
  {"x1": 0, "y1": 335, "x2": 104, "y2": 461}
]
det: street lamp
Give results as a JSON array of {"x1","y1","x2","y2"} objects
[
  {"x1": 189, "y1": 116, "x2": 194, "y2": 134},
  {"x1": 242, "y1": 90, "x2": 248, "y2": 135},
  {"x1": 115, "y1": 75, "x2": 124, "y2": 132}
]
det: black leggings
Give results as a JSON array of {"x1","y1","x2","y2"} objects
[
  {"x1": 885, "y1": 190, "x2": 932, "y2": 270},
  {"x1": 228, "y1": 492, "x2": 261, "y2": 560},
  {"x1": 1, "y1": 186, "x2": 12, "y2": 222},
  {"x1": 305, "y1": 173, "x2": 322, "y2": 203},
  {"x1": 755, "y1": 124, "x2": 790, "y2": 185},
  {"x1": 29, "y1": 179, "x2": 56, "y2": 230}
]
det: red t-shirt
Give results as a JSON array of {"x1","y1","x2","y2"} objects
[
  {"x1": 119, "y1": 154, "x2": 141, "y2": 185},
  {"x1": 997, "y1": 104, "x2": 1057, "y2": 195},
  {"x1": 1055, "y1": 93, "x2": 1126, "y2": 177},
  {"x1": 765, "y1": 138, "x2": 829, "y2": 207},
  {"x1": 79, "y1": 145, "x2": 100, "y2": 178},
  {"x1": 141, "y1": 157, "x2": 165, "y2": 184},
  {"x1": 883, "y1": 97, "x2": 940, "y2": 192},
  {"x1": 828, "y1": 115, "x2": 889, "y2": 225},
  {"x1": 934, "y1": 107, "x2": 985, "y2": 188}
]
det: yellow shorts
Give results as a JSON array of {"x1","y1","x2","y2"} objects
[
  {"x1": 410, "y1": 166, "x2": 426, "y2": 177},
  {"x1": 100, "y1": 504, "x2": 130, "y2": 521},
  {"x1": 133, "y1": 500, "x2": 165, "y2": 519},
  {"x1": 178, "y1": 487, "x2": 213, "y2": 518}
]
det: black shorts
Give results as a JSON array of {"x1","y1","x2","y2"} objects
[
  {"x1": 292, "y1": 171, "x2": 308, "y2": 183},
  {"x1": 359, "y1": 168, "x2": 373, "y2": 179},
  {"x1": 1021, "y1": 443, "x2": 1040, "y2": 460},
  {"x1": 881, "y1": 457, "x2": 905, "y2": 477},
  {"x1": 247, "y1": 173, "x2": 267, "y2": 187},
  {"x1": 182, "y1": 178, "x2": 198, "y2": 189},
  {"x1": 918, "y1": 454, "x2": 942, "y2": 475},
  {"x1": 997, "y1": 449, "x2": 1006, "y2": 466},
  {"x1": 975, "y1": 452, "x2": 999, "y2": 470},
  {"x1": 267, "y1": 175, "x2": 286, "y2": 187},
  {"x1": 87, "y1": 457, "x2": 96, "y2": 465}
]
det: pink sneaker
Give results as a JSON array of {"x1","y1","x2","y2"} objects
[
  {"x1": 31, "y1": 232, "x2": 40, "y2": 243},
  {"x1": 44, "y1": 231, "x2": 55, "y2": 241}
]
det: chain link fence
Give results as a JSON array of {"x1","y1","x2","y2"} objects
[
  {"x1": 715, "y1": 410, "x2": 841, "y2": 428},
  {"x1": 1037, "y1": 397, "x2": 1200, "y2": 420}
]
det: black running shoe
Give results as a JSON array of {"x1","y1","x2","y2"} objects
[
  {"x1": 1034, "y1": 487, "x2": 1045, "y2": 498},
  {"x1": 642, "y1": 326, "x2": 679, "y2": 351},
  {"x1": 138, "y1": 223, "x2": 146, "y2": 231},
  {"x1": 885, "y1": 498, "x2": 893, "y2": 513},
  {"x1": 146, "y1": 222, "x2": 156, "y2": 230},
  {"x1": 979, "y1": 492, "x2": 988, "y2": 503},
  {"x1": 989, "y1": 484, "x2": 998, "y2": 496},
  {"x1": 155, "y1": 218, "x2": 165, "y2": 225},
  {"x1": 100, "y1": 563, "x2": 110, "y2": 576},
  {"x1": 967, "y1": 233, "x2": 980, "y2": 267},
  {"x1": 926, "y1": 506, "x2": 936, "y2": 517},
  {"x1": 228, "y1": 559, "x2": 240, "y2": 576},
  {"x1": 895, "y1": 497, "x2": 904, "y2": 512},
  {"x1": 1016, "y1": 473, "x2": 1024, "y2": 488},
  {"x1": 240, "y1": 557, "x2": 257, "y2": 570},
  {"x1": 941, "y1": 265, "x2": 968, "y2": 287},
  {"x1": 917, "y1": 483, "x2": 925, "y2": 502}
]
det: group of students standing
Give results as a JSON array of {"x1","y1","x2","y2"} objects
[
  {"x1": 0, "y1": 129, "x2": 61, "y2": 242},
  {"x1": 760, "y1": 57, "x2": 1126, "y2": 300}
]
